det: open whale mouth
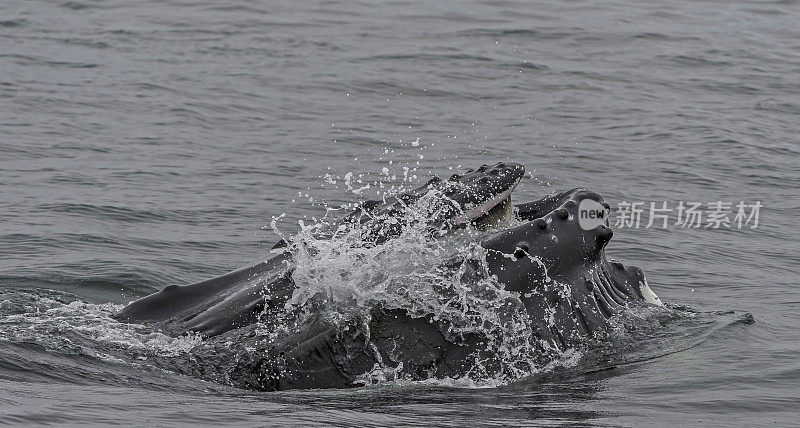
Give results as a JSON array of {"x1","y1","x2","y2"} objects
[
  {"x1": 445, "y1": 162, "x2": 525, "y2": 226},
  {"x1": 457, "y1": 182, "x2": 517, "y2": 227}
]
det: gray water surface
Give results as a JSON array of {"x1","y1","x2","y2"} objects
[{"x1": 2, "y1": 0, "x2": 799, "y2": 426}]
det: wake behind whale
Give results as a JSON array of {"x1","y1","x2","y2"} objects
[{"x1": 112, "y1": 162, "x2": 668, "y2": 390}]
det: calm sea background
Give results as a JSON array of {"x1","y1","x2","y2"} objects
[{"x1": 1, "y1": 0, "x2": 799, "y2": 426}]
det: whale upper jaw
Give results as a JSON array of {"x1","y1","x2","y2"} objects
[
  {"x1": 443, "y1": 162, "x2": 525, "y2": 224},
  {"x1": 343, "y1": 162, "x2": 525, "y2": 243}
]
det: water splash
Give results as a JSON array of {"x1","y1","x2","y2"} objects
[{"x1": 265, "y1": 184, "x2": 572, "y2": 386}]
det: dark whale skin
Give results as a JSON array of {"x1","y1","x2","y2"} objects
[{"x1": 113, "y1": 252, "x2": 294, "y2": 337}]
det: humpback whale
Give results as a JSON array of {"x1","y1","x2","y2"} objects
[{"x1": 113, "y1": 164, "x2": 663, "y2": 390}]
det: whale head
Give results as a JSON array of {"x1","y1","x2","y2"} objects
[{"x1": 480, "y1": 189, "x2": 663, "y2": 349}]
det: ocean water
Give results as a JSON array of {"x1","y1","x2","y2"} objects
[{"x1": 2, "y1": 0, "x2": 800, "y2": 425}]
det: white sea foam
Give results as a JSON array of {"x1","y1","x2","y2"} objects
[{"x1": 0, "y1": 292, "x2": 202, "y2": 359}]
